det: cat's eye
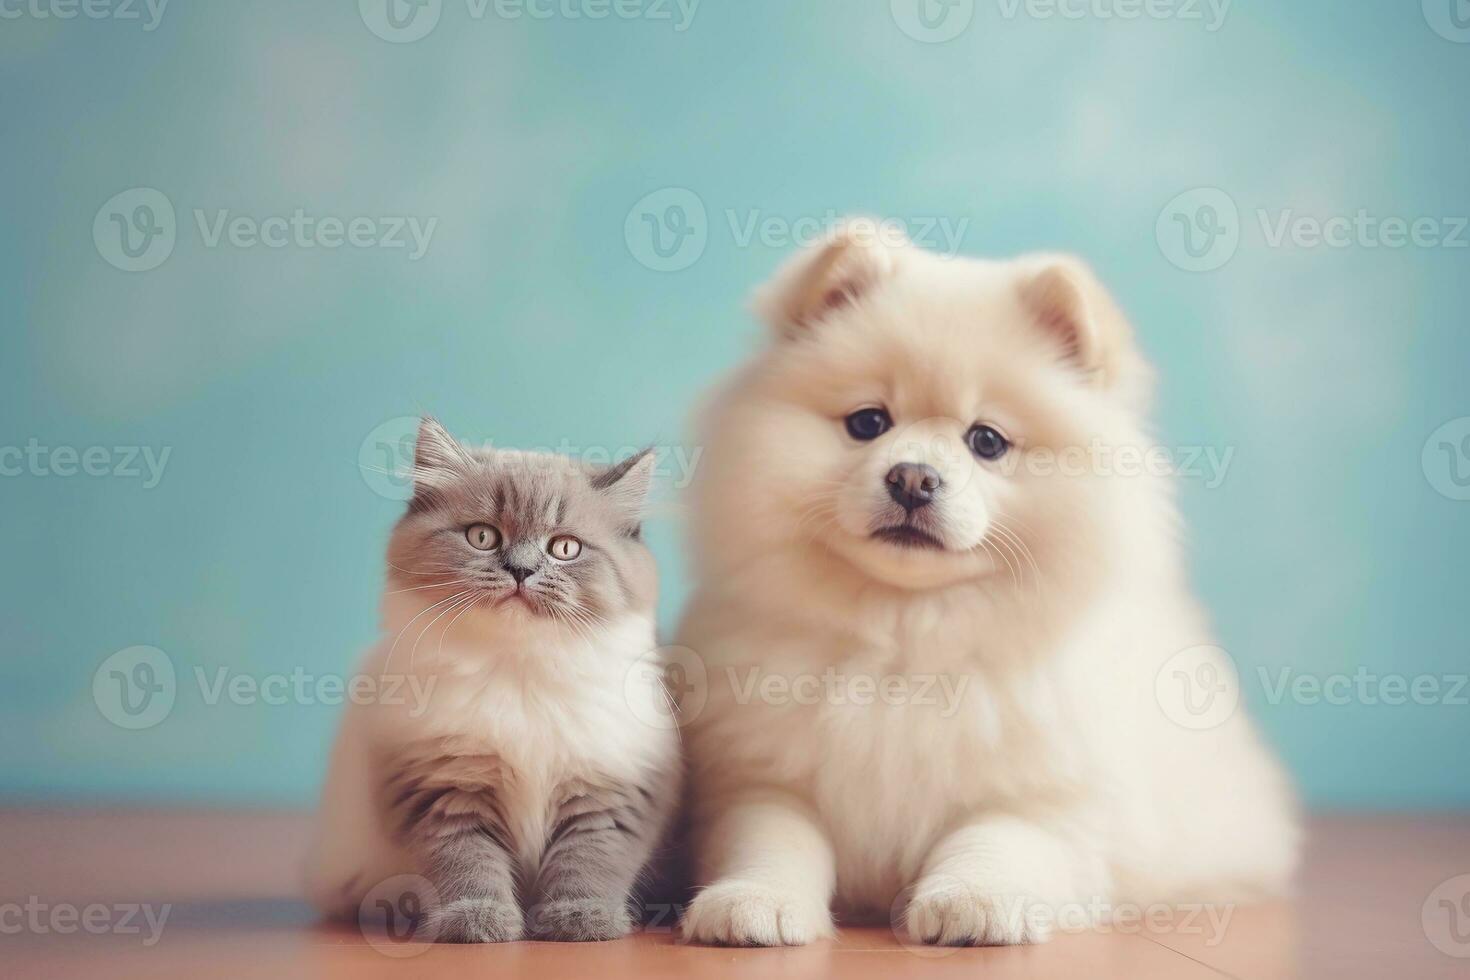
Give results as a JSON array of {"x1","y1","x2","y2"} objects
[
  {"x1": 466, "y1": 524, "x2": 501, "y2": 551},
  {"x1": 967, "y1": 424, "x2": 1010, "y2": 461},
  {"x1": 548, "y1": 535, "x2": 582, "y2": 561},
  {"x1": 844, "y1": 407, "x2": 892, "y2": 442}
]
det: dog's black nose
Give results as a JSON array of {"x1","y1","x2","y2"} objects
[
  {"x1": 885, "y1": 463, "x2": 941, "y2": 511},
  {"x1": 505, "y1": 563, "x2": 536, "y2": 584}
]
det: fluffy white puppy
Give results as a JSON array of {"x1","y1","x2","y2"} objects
[{"x1": 676, "y1": 219, "x2": 1298, "y2": 947}]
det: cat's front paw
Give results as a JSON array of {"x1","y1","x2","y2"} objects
[
  {"x1": 904, "y1": 878, "x2": 1052, "y2": 946},
  {"x1": 681, "y1": 880, "x2": 831, "y2": 947},
  {"x1": 427, "y1": 897, "x2": 524, "y2": 943},
  {"x1": 530, "y1": 898, "x2": 633, "y2": 942}
]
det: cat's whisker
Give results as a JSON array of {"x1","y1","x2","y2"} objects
[
  {"x1": 575, "y1": 608, "x2": 612, "y2": 643},
  {"x1": 357, "y1": 463, "x2": 410, "y2": 479},
  {"x1": 409, "y1": 589, "x2": 480, "y2": 669},
  {"x1": 572, "y1": 602, "x2": 611, "y2": 628},
  {"x1": 560, "y1": 603, "x2": 609, "y2": 645},
  {"x1": 548, "y1": 604, "x2": 597, "y2": 648},
  {"x1": 434, "y1": 591, "x2": 487, "y2": 661},
  {"x1": 382, "y1": 589, "x2": 472, "y2": 675},
  {"x1": 382, "y1": 578, "x2": 475, "y2": 596},
  {"x1": 385, "y1": 559, "x2": 466, "y2": 578}
]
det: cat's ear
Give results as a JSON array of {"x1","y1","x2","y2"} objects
[
  {"x1": 590, "y1": 449, "x2": 656, "y2": 537},
  {"x1": 750, "y1": 216, "x2": 906, "y2": 338},
  {"x1": 409, "y1": 416, "x2": 471, "y2": 507},
  {"x1": 1014, "y1": 254, "x2": 1152, "y2": 404}
]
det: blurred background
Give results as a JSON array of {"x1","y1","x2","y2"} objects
[{"x1": 1, "y1": 1, "x2": 1466, "y2": 811}]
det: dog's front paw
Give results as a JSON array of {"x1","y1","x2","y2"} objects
[
  {"x1": 530, "y1": 898, "x2": 633, "y2": 942},
  {"x1": 427, "y1": 897, "x2": 524, "y2": 943},
  {"x1": 681, "y1": 880, "x2": 831, "y2": 946},
  {"x1": 904, "y1": 879, "x2": 1052, "y2": 946}
]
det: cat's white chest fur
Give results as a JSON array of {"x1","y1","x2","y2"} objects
[
  {"x1": 303, "y1": 605, "x2": 675, "y2": 913},
  {"x1": 411, "y1": 621, "x2": 670, "y2": 857}
]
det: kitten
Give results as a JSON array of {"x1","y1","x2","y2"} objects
[
  {"x1": 678, "y1": 219, "x2": 1297, "y2": 946},
  {"x1": 304, "y1": 418, "x2": 681, "y2": 943}
]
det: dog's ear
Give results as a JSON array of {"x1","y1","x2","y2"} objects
[
  {"x1": 751, "y1": 217, "x2": 905, "y2": 338},
  {"x1": 1015, "y1": 255, "x2": 1151, "y2": 400}
]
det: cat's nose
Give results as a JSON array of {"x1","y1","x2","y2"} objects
[
  {"x1": 505, "y1": 563, "x2": 536, "y2": 584},
  {"x1": 886, "y1": 462, "x2": 941, "y2": 512}
]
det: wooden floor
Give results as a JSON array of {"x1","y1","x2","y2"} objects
[{"x1": 2, "y1": 810, "x2": 1467, "y2": 979}]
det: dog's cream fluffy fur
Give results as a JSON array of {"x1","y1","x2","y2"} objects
[{"x1": 676, "y1": 220, "x2": 1298, "y2": 946}]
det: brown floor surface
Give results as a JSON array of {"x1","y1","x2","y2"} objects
[{"x1": 1, "y1": 810, "x2": 1467, "y2": 978}]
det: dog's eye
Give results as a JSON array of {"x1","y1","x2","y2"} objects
[
  {"x1": 466, "y1": 524, "x2": 501, "y2": 550},
  {"x1": 844, "y1": 407, "x2": 892, "y2": 441},
  {"x1": 967, "y1": 425, "x2": 1010, "y2": 461},
  {"x1": 548, "y1": 535, "x2": 582, "y2": 561}
]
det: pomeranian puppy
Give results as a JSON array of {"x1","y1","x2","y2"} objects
[{"x1": 676, "y1": 219, "x2": 1297, "y2": 946}]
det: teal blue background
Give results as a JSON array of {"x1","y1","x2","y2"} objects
[{"x1": 2, "y1": 1, "x2": 1467, "y2": 808}]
